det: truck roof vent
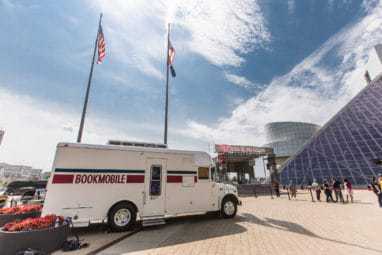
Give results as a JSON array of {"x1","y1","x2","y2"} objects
[{"x1": 108, "y1": 140, "x2": 167, "y2": 149}]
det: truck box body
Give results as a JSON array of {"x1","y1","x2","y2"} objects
[{"x1": 42, "y1": 143, "x2": 237, "y2": 227}]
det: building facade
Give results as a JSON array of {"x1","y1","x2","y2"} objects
[
  {"x1": 264, "y1": 122, "x2": 320, "y2": 169},
  {"x1": 280, "y1": 78, "x2": 382, "y2": 186},
  {"x1": 0, "y1": 163, "x2": 42, "y2": 182}
]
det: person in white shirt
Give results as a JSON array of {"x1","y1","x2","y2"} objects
[{"x1": 311, "y1": 179, "x2": 321, "y2": 202}]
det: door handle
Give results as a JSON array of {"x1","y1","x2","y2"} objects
[{"x1": 142, "y1": 191, "x2": 146, "y2": 205}]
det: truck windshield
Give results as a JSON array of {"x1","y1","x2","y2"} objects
[{"x1": 211, "y1": 166, "x2": 222, "y2": 183}]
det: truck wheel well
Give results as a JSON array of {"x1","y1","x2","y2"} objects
[
  {"x1": 108, "y1": 200, "x2": 138, "y2": 218},
  {"x1": 222, "y1": 194, "x2": 238, "y2": 206}
]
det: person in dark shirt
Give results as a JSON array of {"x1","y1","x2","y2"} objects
[
  {"x1": 324, "y1": 180, "x2": 334, "y2": 202},
  {"x1": 273, "y1": 180, "x2": 280, "y2": 197},
  {"x1": 288, "y1": 181, "x2": 297, "y2": 199},
  {"x1": 333, "y1": 178, "x2": 344, "y2": 203}
]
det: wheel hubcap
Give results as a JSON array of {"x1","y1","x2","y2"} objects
[
  {"x1": 114, "y1": 208, "x2": 131, "y2": 227},
  {"x1": 224, "y1": 201, "x2": 235, "y2": 215}
]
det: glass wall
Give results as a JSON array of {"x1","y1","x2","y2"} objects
[
  {"x1": 280, "y1": 79, "x2": 382, "y2": 186},
  {"x1": 265, "y1": 122, "x2": 320, "y2": 157}
]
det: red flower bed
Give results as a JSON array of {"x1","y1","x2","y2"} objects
[
  {"x1": 0, "y1": 204, "x2": 42, "y2": 215},
  {"x1": 2, "y1": 215, "x2": 64, "y2": 232}
]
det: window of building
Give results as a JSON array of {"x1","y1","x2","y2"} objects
[
  {"x1": 198, "y1": 167, "x2": 209, "y2": 180},
  {"x1": 150, "y1": 165, "x2": 161, "y2": 196}
]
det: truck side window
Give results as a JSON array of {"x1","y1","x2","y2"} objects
[
  {"x1": 150, "y1": 165, "x2": 161, "y2": 196},
  {"x1": 198, "y1": 167, "x2": 209, "y2": 180}
]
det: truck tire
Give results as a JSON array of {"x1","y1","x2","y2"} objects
[
  {"x1": 221, "y1": 197, "x2": 237, "y2": 218},
  {"x1": 108, "y1": 202, "x2": 136, "y2": 232}
]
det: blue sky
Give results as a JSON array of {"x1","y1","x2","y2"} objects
[{"x1": 1, "y1": 0, "x2": 382, "y2": 170}]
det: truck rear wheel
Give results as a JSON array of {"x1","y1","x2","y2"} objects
[
  {"x1": 221, "y1": 197, "x2": 237, "y2": 218},
  {"x1": 108, "y1": 202, "x2": 136, "y2": 232}
]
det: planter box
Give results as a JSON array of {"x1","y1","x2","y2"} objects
[
  {"x1": 0, "y1": 223, "x2": 69, "y2": 255},
  {"x1": 0, "y1": 211, "x2": 41, "y2": 227}
]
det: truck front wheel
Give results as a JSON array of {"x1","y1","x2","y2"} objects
[
  {"x1": 108, "y1": 202, "x2": 136, "y2": 231},
  {"x1": 221, "y1": 197, "x2": 237, "y2": 218}
]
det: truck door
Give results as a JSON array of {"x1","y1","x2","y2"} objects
[
  {"x1": 195, "y1": 166, "x2": 214, "y2": 211},
  {"x1": 143, "y1": 158, "x2": 167, "y2": 217}
]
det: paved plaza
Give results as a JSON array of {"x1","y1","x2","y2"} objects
[{"x1": 100, "y1": 190, "x2": 381, "y2": 255}]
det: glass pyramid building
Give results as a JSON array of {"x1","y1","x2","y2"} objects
[{"x1": 280, "y1": 78, "x2": 382, "y2": 186}]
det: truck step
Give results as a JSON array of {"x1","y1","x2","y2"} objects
[{"x1": 142, "y1": 218, "x2": 166, "y2": 227}]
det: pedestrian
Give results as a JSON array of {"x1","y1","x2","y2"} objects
[
  {"x1": 272, "y1": 180, "x2": 280, "y2": 197},
  {"x1": 324, "y1": 180, "x2": 334, "y2": 202},
  {"x1": 333, "y1": 178, "x2": 345, "y2": 203},
  {"x1": 343, "y1": 178, "x2": 353, "y2": 203},
  {"x1": 370, "y1": 176, "x2": 382, "y2": 207},
  {"x1": 289, "y1": 181, "x2": 297, "y2": 199},
  {"x1": 311, "y1": 179, "x2": 321, "y2": 202}
]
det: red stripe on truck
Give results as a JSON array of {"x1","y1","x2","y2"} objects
[
  {"x1": 126, "y1": 175, "x2": 145, "y2": 183},
  {"x1": 52, "y1": 174, "x2": 74, "y2": 184},
  {"x1": 167, "y1": 176, "x2": 182, "y2": 183}
]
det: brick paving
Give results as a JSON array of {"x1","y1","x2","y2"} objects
[{"x1": 100, "y1": 190, "x2": 381, "y2": 255}]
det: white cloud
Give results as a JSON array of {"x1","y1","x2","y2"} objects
[
  {"x1": 0, "y1": 86, "x2": 209, "y2": 170},
  {"x1": 224, "y1": 73, "x2": 253, "y2": 89},
  {"x1": 362, "y1": 0, "x2": 380, "y2": 12},
  {"x1": 287, "y1": 0, "x2": 295, "y2": 15},
  {"x1": 184, "y1": 1, "x2": 382, "y2": 146},
  {"x1": 0, "y1": 87, "x2": 136, "y2": 170},
  {"x1": 88, "y1": 0, "x2": 269, "y2": 79}
]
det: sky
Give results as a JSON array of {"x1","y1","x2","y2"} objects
[{"x1": 0, "y1": 0, "x2": 382, "y2": 170}]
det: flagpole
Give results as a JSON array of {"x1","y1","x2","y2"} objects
[
  {"x1": 77, "y1": 13, "x2": 103, "y2": 143},
  {"x1": 164, "y1": 23, "x2": 170, "y2": 145}
]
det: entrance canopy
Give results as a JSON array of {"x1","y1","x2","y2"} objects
[{"x1": 214, "y1": 144, "x2": 274, "y2": 184}]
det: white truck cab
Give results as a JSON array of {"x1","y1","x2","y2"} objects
[{"x1": 42, "y1": 143, "x2": 240, "y2": 231}]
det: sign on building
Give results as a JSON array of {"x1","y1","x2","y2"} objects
[
  {"x1": 215, "y1": 144, "x2": 272, "y2": 154},
  {"x1": 0, "y1": 130, "x2": 4, "y2": 146}
]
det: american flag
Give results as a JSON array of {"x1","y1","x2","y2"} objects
[
  {"x1": 97, "y1": 25, "x2": 106, "y2": 64},
  {"x1": 168, "y1": 40, "x2": 176, "y2": 77},
  {"x1": 168, "y1": 40, "x2": 175, "y2": 65}
]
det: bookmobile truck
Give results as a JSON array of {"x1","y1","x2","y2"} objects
[{"x1": 42, "y1": 142, "x2": 241, "y2": 231}]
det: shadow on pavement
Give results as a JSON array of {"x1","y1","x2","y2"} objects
[
  {"x1": 101, "y1": 214, "x2": 247, "y2": 253},
  {"x1": 156, "y1": 214, "x2": 247, "y2": 247},
  {"x1": 352, "y1": 200, "x2": 374, "y2": 205},
  {"x1": 240, "y1": 213, "x2": 382, "y2": 254}
]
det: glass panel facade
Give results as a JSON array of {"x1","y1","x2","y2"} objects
[
  {"x1": 280, "y1": 79, "x2": 382, "y2": 186},
  {"x1": 265, "y1": 122, "x2": 320, "y2": 157}
]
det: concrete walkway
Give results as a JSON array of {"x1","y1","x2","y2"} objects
[{"x1": 100, "y1": 190, "x2": 382, "y2": 255}]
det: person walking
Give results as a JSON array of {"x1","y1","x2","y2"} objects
[
  {"x1": 312, "y1": 179, "x2": 321, "y2": 202},
  {"x1": 344, "y1": 178, "x2": 353, "y2": 203},
  {"x1": 324, "y1": 180, "x2": 334, "y2": 202},
  {"x1": 333, "y1": 178, "x2": 345, "y2": 203},
  {"x1": 288, "y1": 181, "x2": 297, "y2": 199},
  {"x1": 378, "y1": 174, "x2": 382, "y2": 207},
  {"x1": 273, "y1": 180, "x2": 280, "y2": 197},
  {"x1": 370, "y1": 176, "x2": 382, "y2": 207}
]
